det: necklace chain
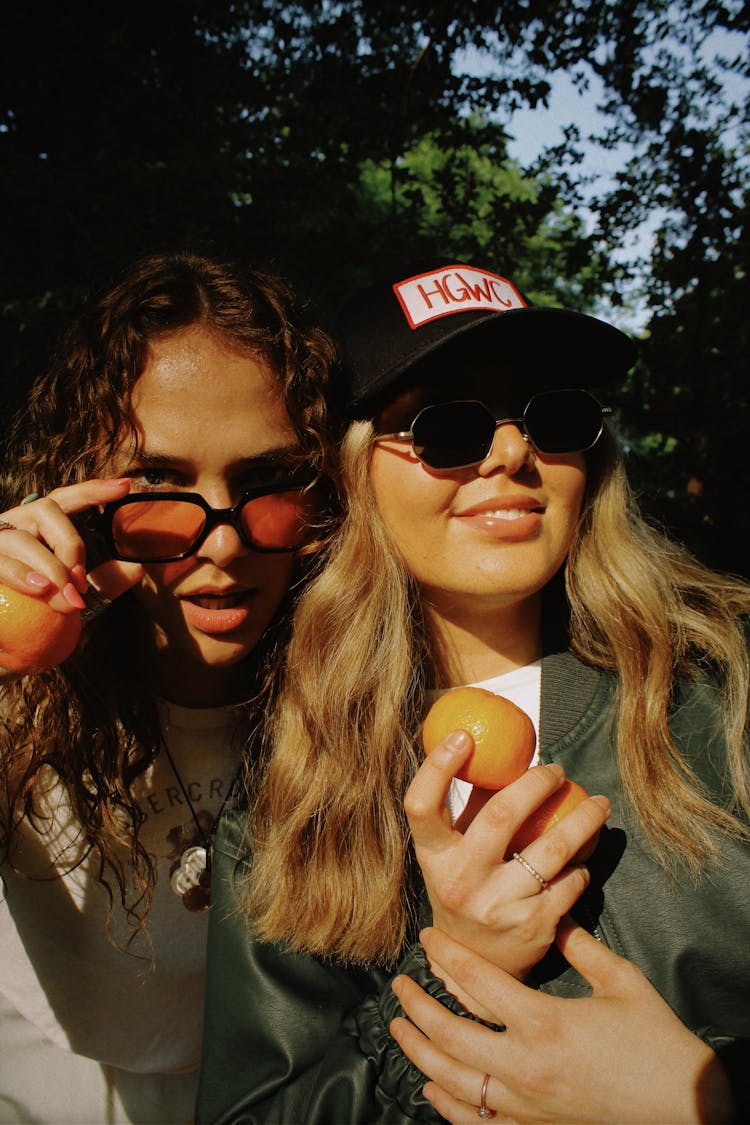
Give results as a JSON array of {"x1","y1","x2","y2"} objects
[{"x1": 159, "y1": 732, "x2": 239, "y2": 911}]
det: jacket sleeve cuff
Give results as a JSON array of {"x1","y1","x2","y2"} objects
[{"x1": 355, "y1": 939, "x2": 499, "y2": 1118}]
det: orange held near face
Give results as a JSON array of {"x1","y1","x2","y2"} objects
[
  {"x1": 507, "y1": 779, "x2": 597, "y2": 860},
  {"x1": 0, "y1": 585, "x2": 82, "y2": 673},
  {"x1": 422, "y1": 686, "x2": 536, "y2": 789}
]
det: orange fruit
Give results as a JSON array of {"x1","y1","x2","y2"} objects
[
  {"x1": 507, "y1": 779, "x2": 598, "y2": 860},
  {"x1": 0, "y1": 584, "x2": 82, "y2": 673},
  {"x1": 422, "y1": 686, "x2": 536, "y2": 789}
]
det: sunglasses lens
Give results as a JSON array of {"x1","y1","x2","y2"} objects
[
  {"x1": 412, "y1": 402, "x2": 496, "y2": 469},
  {"x1": 110, "y1": 500, "x2": 206, "y2": 560},
  {"x1": 240, "y1": 490, "x2": 316, "y2": 550},
  {"x1": 524, "y1": 390, "x2": 603, "y2": 453}
]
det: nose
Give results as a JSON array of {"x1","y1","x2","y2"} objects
[
  {"x1": 476, "y1": 421, "x2": 535, "y2": 478},
  {"x1": 195, "y1": 518, "x2": 247, "y2": 566}
]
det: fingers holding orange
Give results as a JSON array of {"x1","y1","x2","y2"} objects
[
  {"x1": 457, "y1": 763, "x2": 565, "y2": 856},
  {"x1": 508, "y1": 780, "x2": 607, "y2": 862},
  {"x1": 405, "y1": 731, "x2": 475, "y2": 847},
  {"x1": 0, "y1": 584, "x2": 82, "y2": 673},
  {"x1": 0, "y1": 536, "x2": 84, "y2": 612},
  {"x1": 508, "y1": 790, "x2": 611, "y2": 900},
  {"x1": 422, "y1": 686, "x2": 609, "y2": 867},
  {"x1": 422, "y1": 687, "x2": 536, "y2": 788}
]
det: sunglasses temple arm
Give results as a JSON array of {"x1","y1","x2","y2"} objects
[{"x1": 372, "y1": 429, "x2": 414, "y2": 441}]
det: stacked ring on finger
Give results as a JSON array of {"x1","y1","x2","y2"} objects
[
  {"x1": 0, "y1": 520, "x2": 16, "y2": 532},
  {"x1": 512, "y1": 850, "x2": 550, "y2": 891}
]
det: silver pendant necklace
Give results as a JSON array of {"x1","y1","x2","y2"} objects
[{"x1": 160, "y1": 735, "x2": 238, "y2": 912}]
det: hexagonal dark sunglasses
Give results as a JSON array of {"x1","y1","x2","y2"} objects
[
  {"x1": 374, "y1": 388, "x2": 610, "y2": 471},
  {"x1": 101, "y1": 481, "x2": 316, "y2": 563}
]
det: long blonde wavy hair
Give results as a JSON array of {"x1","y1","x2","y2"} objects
[{"x1": 246, "y1": 419, "x2": 750, "y2": 966}]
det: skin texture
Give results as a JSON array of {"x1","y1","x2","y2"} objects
[
  {"x1": 390, "y1": 924, "x2": 733, "y2": 1124},
  {"x1": 0, "y1": 325, "x2": 300, "y2": 705}
]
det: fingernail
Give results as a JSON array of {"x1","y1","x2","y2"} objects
[
  {"x1": 391, "y1": 976, "x2": 403, "y2": 998},
  {"x1": 25, "y1": 572, "x2": 51, "y2": 590},
  {"x1": 71, "y1": 563, "x2": 88, "y2": 594},
  {"x1": 63, "y1": 582, "x2": 87, "y2": 609},
  {"x1": 445, "y1": 730, "x2": 472, "y2": 751},
  {"x1": 547, "y1": 763, "x2": 565, "y2": 780},
  {"x1": 107, "y1": 477, "x2": 131, "y2": 487},
  {"x1": 592, "y1": 795, "x2": 612, "y2": 816}
]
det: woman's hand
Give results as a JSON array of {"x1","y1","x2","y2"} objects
[
  {"x1": 405, "y1": 730, "x2": 610, "y2": 998},
  {"x1": 0, "y1": 479, "x2": 142, "y2": 613},
  {"x1": 390, "y1": 921, "x2": 733, "y2": 1124}
]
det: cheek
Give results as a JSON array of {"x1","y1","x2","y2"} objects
[
  {"x1": 126, "y1": 563, "x2": 190, "y2": 628},
  {"x1": 256, "y1": 555, "x2": 296, "y2": 604},
  {"x1": 370, "y1": 449, "x2": 447, "y2": 540},
  {"x1": 138, "y1": 560, "x2": 193, "y2": 595},
  {"x1": 552, "y1": 463, "x2": 587, "y2": 546}
]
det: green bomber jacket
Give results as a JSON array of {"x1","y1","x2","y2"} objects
[{"x1": 196, "y1": 649, "x2": 750, "y2": 1124}]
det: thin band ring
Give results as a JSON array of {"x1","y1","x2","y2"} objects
[
  {"x1": 512, "y1": 850, "x2": 550, "y2": 891},
  {"x1": 477, "y1": 1072, "x2": 494, "y2": 1119},
  {"x1": 0, "y1": 520, "x2": 16, "y2": 532}
]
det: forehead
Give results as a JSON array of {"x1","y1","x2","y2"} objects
[
  {"x1": 134, "y1": 326, "x2": 281, "y2": 406},
  {"x1": 118, "y1": 325, "x2": 297, "y2": 462}
]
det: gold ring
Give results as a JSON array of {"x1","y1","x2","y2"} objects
[
  {"x1": 512, "y1": 850, "x2": 550, "y2": 891},
  {"x1": 477, "y1": 1072, "x2": 494, "y2": 1118}
]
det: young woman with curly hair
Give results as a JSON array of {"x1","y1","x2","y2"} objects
[
  {"x1": 198, "y1": 261, "x2": 749, "y2": 1124},
  {"x1": 0, "y1": 251, "x2": 338, "y2": 1123}
]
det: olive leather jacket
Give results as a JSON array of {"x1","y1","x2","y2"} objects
[{"x1": 196, "y1": 650, "x2": 750, "y2": 1124}]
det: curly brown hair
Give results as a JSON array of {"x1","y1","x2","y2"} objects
[{"x1": 0, "y1": 251, "x2": 341, "y2": 942}]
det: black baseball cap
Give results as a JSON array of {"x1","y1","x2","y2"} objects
[{"x1": 337, "y1": 262, "x2": 638, "y2": 418}]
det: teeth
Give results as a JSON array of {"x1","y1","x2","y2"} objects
[
  {"x1": 191, "y1": 594, "x2": 244, "y2": 610},
  {"x1": 487, "y1": 509, "x2": 530, "y2": 520}
]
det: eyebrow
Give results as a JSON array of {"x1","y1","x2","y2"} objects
[{"x1": 128, "y1": 444, "x2": 305, "y2": 470}]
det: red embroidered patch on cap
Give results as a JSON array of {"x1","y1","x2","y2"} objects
[{"x1": 393, "y1": 266, "x2": 527, "y2": 329}]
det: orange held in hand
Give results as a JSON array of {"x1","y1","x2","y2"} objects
[
  {"x1": 507, "y1": 779, "x2": 597, "y2": 861},
  {"x1": 422, "y1": 686, "x2": 536, "y2": 789},
  {"x1": 0, "y1": 584, "x2": 82, "y2": 673}
]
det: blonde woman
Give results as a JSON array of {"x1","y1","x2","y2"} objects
[{"x1": 198, "y1": 262, "x2": 750, "y2": 1124}]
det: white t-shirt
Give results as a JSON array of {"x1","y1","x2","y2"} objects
[
  {"x1": 0, "y1": 699, "x2": 244, "y2": 1074},
  {"x1": 425, "y1": 661, "x2": 542, "y2": 823}
]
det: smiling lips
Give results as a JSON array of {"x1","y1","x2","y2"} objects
[
  {"x1": 180, "y1": 589, "x2": 255, "y2": 634},
  {"x1": 455, "y1": 497, "x2": 544, "y2": 541}
]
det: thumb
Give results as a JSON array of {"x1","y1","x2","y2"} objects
[{"x1": 555, "y1": 914, "x2": 630, "y2": 993}]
